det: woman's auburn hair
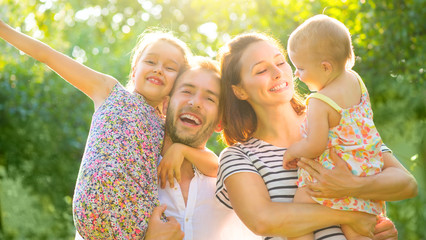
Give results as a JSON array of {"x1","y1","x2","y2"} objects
[{"x1": 217, "y1": 32, "x2": 306, "y2": 146}]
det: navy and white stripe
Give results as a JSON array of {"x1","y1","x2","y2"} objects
[{"x1": 216, "y1": 138, "x2": 345, "y2": 240}]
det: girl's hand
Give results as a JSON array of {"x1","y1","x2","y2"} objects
[
  {"x1": 297, "y1": 149, "x2": 357, "y2": 198},
  {"x1": 373, "y1": 216, "x2": 398, "y2": 240},
  {"x1": 158, "y1": 143, "x2": 185, "y2": 189}
]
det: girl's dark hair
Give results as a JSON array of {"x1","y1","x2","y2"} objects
[{"x1": 217, "y1": 32, "x2": 305, "y2": 146}]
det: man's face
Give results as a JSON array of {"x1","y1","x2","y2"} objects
[{"x1": 165, "y1": 68, "x2": 220, "y2": 148}]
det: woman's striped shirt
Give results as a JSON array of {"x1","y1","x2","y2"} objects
[{"x1": 216, "y1": 138, "x2": 346, "y2": 240}]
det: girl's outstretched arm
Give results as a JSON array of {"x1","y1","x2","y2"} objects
[
  {"x1": 158, "y1": 143, "x2": 218, "y2": 188},
  {"x1": 0, "y1": 20, "x2": 117, "y2": 108}
]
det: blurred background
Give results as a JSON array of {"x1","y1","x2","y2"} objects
[{"x1": 0, "y1": 0, "x2": 424, "y2": 239}]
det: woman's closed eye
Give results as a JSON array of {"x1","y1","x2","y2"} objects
[{"x1": 256, "y1": 69, "x2": 267, "y2": 75}]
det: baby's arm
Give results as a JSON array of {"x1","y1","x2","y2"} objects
[
  {"x1": 0, "y1": 20, "x2": 117, "y2": 108},
  {"x1": 158, "y1": 143, "x2": 218, "y2": 188},
  {"x1": 283, "y1": 99, "x2": 330, "y2": 169}
]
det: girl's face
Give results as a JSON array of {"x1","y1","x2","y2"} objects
[
  {"x1": 235, "y1": 40, "x2": 294, "y2": 108},
  {"x1": 132, "y1": 40, "x2": 185, "y2": 106}
]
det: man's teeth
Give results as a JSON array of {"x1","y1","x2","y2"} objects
[
  {"x1": 270, "y1": 82, "x2": 288, "y2": 91},
  {"x1": 181, "y1": 114, "x2": 201, "y2": 125}
]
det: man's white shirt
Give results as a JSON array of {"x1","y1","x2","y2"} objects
[{"x1": 159, "y1": 168, "x2": 260, "y2": 240}]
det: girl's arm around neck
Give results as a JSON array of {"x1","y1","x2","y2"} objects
[
  {"x1": 224, "y1": 171, "x2": 376, "y2": 238},
  {"x1": 181, "y1": 145, "x2": 219, "y2": 177},
  {"x1": 158, "y1": 143, "x2": 218, "y2": 188},
  {"x1": 0, "y1": 20, "x2": 117, "y2": 109}
]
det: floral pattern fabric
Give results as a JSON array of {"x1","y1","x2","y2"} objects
[
  {"x1": 297, "y1": 73, "x2": 385, "y2": 215},
  {"x1": 73, "y1": 83, "x2": 164, "y2": 239}
]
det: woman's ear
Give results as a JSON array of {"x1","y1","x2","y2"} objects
[
  {"x1": 321, "y1": 61, "x2": 333, "y2": 75},
  {"x1": 232, "y1": 85, "x2": 248, "y2": 100},
  {"x1": 214, "y1": 120, "x2": 223, "y2": 132}
]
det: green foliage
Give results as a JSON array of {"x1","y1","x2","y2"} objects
[{"x1": 0, "y1": 0, "x2": 424, "y2": 239}]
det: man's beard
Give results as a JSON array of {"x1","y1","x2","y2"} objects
[{"x1": 165, "y1": 107, "x2": 217, "y2": 148}]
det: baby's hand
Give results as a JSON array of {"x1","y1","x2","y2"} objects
[
  {"x1": 158, "y1": 143, "x2": 185, "y2": 189},
  {"x1": 282, "y1": 151, "x2": 299, "y2": 170}
]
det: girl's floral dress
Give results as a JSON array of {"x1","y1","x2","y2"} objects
[
  {"x1": 297, "y1": 72, "x2": 385, "y2": 215},
  {"x1": 73, "y1": 83, "x2": 164, "y2": 239}
]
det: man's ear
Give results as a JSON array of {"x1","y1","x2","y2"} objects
[
  {"x1": 321, "y1": 61, "x2": 333, "y2": 75},
  {"x1": 160, "y1": 96, "x2": 170, "y2": 116},
  {"x1": 231, "y1": 85, "x2": 248, "y2": 100}
]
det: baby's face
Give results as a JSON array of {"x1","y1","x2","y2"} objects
[{"x1": 288, "y1": 50, "x2": 324, "y2": 91}]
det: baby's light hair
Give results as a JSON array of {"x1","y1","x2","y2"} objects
[
  {"x1": 126, "y1": 28, "x2": 192, "y2": 91},
  {"x1": 287, "y1": 14, "x2": 355, "y2": 69}
]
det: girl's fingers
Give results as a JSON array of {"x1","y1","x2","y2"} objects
[
  {"x1": 168, "y1": 171, "x2": 174, "y2": 188},
  {"x1": 175, "y1": 169, "x2": 181, "y2": 183}
]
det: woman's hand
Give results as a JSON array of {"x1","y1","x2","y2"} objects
[
  {"x1": 297, "y1": 150, "x2": 359, "y2": 198},
  {"x1": 345, "y1": 211, "x2": 377, "y2": 238},
  {"x1": 158, "y1": 143, "x2": 185, "y2": 189},
  {"x1": 373, "y1": 216, "x2": 398, "y2": 240}
]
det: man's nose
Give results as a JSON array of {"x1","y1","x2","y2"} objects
[{"x1": 188, "y1": 95, "x2": 202, "y2": 108}]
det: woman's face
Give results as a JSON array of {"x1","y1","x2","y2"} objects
[{"x1": 234, "y1": 40, "x2": 294, "y2": 108}]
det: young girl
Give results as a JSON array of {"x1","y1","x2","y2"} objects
[
  {"x1": 0, "y1": 19, "x2": 218, "y2": 239},
  {"x1": 282, "y1": 15, "x2": 385, "y2": 240}
]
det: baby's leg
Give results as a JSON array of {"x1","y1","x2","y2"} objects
[
  {"x1": 341, "y1": 224, "x2": 372, "y2": 240},
  {"x1": 288, "y1": 186, "x2": 315, "y2": 240}
]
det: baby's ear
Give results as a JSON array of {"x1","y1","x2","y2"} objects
[{"x1": 321, "y1": 61, "x2": 333, "y2": 74}]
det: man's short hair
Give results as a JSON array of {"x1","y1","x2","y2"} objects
[
  {"x1": 171, "y1": 56, "x2": 220, "y2": 95},
  {"x1": 190, "y1": 56, "x2": 220, "y2": 76}
]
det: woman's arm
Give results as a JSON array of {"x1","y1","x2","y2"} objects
[
  {"x1": 0, "y1": 20, "x2": 117, "y2": 108},
  {"x1": 224, "y1": 171, "x2": 376, "y2": 238},
  {"x1": 298, "y1": 151, "x2": 418, "y2": 201}
]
